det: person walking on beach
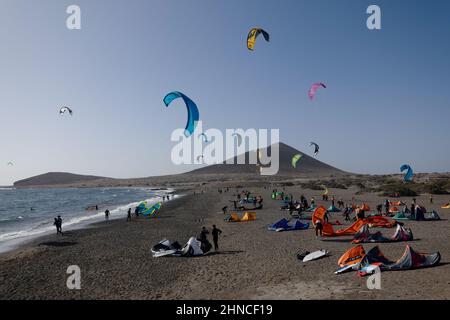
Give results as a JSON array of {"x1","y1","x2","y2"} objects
[
  {"x1": 135, "y1": 206, "x2": 139, "y2": 217},
  {"x1": 211, "y1": 225, "x2": 222, "y2": 251},
  {"x1": 429, "y1": 194, "x2": 433, "y2": 204},
  {"x1": 126, "y1": 208, "x2": 132, "y2": 221},
  {"x1": 314, "y1": 220, "x2": 323, "y2": 238},
  {"x1": 54, "y1": 216, "x2": 63, "y2": 235},
  {"x1": 105, "y1": 209, "x2": 110, "y2": 221}
]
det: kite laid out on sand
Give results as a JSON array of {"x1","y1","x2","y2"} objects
[
  {"x1": 335, "y1": 244, "x2": 441, "y2": 275},
  {"x1": 163, "y1": 91, "x2": 199, "y2": 137},
  {"x1": 151, "y1": 237, "x2": 211, "y2": 257},
  {"x1": 59, "y1": 106, "x2": 73, "y2": 116},
  {"x1": 291, "y1": 153, "x2": 302, "y2": 168},
  {"x1": 309, "y1": 142, "x2": 319, "y2": 156},
  {"x1": 247, "y1": 28, "x2": 270, "y2": 51},
  {"x1": 268, "y1": 218, "x2": 309, "y2": 232},
  {"x1": 137, "y1": 201, "x2": 162, "y2": 217},
  {"x1": 308, "y1": 82, "x2": 326, "y2": 100},
  {"x1": 400, "y1": 164, "x2": 413, "y2": 182}
]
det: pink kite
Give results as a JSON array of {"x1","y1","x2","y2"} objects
[{"x1": 308, "y1": 83, "x2": 326, "y2": 100}]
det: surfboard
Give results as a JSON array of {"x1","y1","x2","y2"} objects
[{"x1": 302, "y1": 249, "x2": 329, "y2": 262}]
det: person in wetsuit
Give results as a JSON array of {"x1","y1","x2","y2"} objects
[{"x1": 211, "y1": 225, "x2": 222, "y2": 251}]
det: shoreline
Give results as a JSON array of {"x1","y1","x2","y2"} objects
[{"x1": 0, "y1": 187, "x2": 181, "y2": 255}]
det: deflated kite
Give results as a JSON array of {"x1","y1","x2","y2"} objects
[
  {"x1": 309, "y1": 142, "x2": 319, "y2": 156},
  {"x1": 308, "y1": 83, "x2": 326, "y2": 100},
  {"x1": 400, "y1": 164, "x2": 413, "y2": 182},
  {"x1": 291, "y1": 154, "x2": 302, "y2": 168},
  {"x1": 59, "y1": 106, "x2": 73, "y2": 115},
  {"x1": 247, "y1": 28, "x2": 270, "y2": 51},
  {"x1": 163, "y1": 91, "x2": 199, "y2": 137}
]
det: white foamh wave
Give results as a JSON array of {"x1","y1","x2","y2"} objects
[{"x1": 0, "y1": 191, "x2": 179, "y2": 249}]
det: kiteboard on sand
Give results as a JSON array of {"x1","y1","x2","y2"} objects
[{"x1": 302, "y1": 249, "x2": 330, "y2": 262}]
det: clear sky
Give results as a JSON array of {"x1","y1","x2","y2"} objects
[{"x1": 1, "y1": 0, "x2": 450, "y2": 185}]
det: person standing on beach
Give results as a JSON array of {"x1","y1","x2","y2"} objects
[
  {"x1": 105, "y1": 209, "x2": 110, "y2": 220},
  {"x1": 314, "y1": 220, "x2": 323, "y2": 238},
  {"x1": 211, "y1": 225, "x2": 222, "y2": 251},
  {"x1": 134, "y1": 206, "x2": 139, "y2": 217},
  {"x1": 126, "y1": 208, "x2": 132, "y2": 221},
  {"x1": 384, "y1": 199, "x2": 390, "y2": 215},
  {"x1": 54, "y1": 216, "x2": 63, "y2": 235},
  {"x1": 429, "y1": 194, "x2": 433, "y2": 204},
  {"x1": 198, "y1": 226, "x2": 209, "y2": 243}
]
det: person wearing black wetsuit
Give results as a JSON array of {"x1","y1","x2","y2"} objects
[{"x1": 211, "y1": 225, "x2": 222, "y2": 251}]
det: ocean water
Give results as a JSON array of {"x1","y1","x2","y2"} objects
[{"x1": 0, "y1": 187, "x2": 176, "y2": 252}]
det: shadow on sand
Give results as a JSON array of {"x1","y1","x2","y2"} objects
[{"x1": 39, "y1": 241, "x2": 78, "y2": 247}]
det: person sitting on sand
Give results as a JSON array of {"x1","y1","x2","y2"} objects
[
  {"x1": 211, "y1": 225, "x2": 222, "y2": 251},
  {"x1": 315, "y1": 220, "x2": 323, "y2": 238},
  {"x1": 126, "y1": 208, "x2": 132, "y2": 221}
]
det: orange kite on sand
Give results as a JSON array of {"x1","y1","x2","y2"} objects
[{"x1": 338, "y1": 245, "x2": 366, "y2": 268}]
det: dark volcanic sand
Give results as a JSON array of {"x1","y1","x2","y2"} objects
[{"x1": 1, "y1": 185, "x2": 449, "y2": 299}]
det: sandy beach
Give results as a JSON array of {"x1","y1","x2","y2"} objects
[{"x1": 1, "y1": 182, "x2": 449, "y2": 300}]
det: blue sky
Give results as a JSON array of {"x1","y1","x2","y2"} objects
[{"x1": 1, "y1": 0, "x2": 450, "y2": 185}]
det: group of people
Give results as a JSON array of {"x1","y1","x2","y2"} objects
[
  {"x1": 199, "y1": 225, "x2": 222, "y2": 251},
  {"x1": 228, "y1": 190, "x2": 264, "y2": 211}
]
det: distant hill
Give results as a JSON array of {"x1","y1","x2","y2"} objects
[
  {"x1": 14, "y1": 172, "x2": 106, "y2": 188},
  {"x1": 186, "y1": 142, "x2": 346, "y2": 177},
  {"x1": 13, "y1": 143, "x2": 348, "y2": 187}
]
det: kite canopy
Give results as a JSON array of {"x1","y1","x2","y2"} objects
[
  {"x1": 291, "y1": 154, "x2": 302, "y2": 168},
  {"x1": 308, "y1": 83, "x2": 326, "y2": 100},
  {"x1": 323, "y1": 216, "x2": 397, "y2": 237},
  {"x1": 199, "y1": 133, "x2": 208, "y2": 142},
  {"x1": 312, "y1": 206, "x2": 327, "y2": 226},
  {"x1": 352, "y1": 224, "x2": 413, "y2": 244},
  {"x1": 6, "y1": 162, "x2": 13, "y2": 166},
  {"x1": 358, "y1": 245, "x2": 441, "y2": 276},
  {"x1": 322, "y1": 186, "x2": 329, "y2": 195},
  {"x1": 247, "y1": 28, "x2": 270, "y2": 51},
  {"x1": 400, "y1": 164, "x2": 413, "y2": 181},
  {"x1": 338, "y1": 245, "x2": 366, "y2": 268},
  {"x1": 151, "y1": 237, "x2": 211, "y2": 257},
  {"x1": 441, "y1": 203, "x2": 450, "y2": 209},
  {"x1": 163, "y1": 91, "x2": 199, "y2": 137},
  {"x1": 141, "y1": 202, "x2": 162, "y2": 216},
  {"x1": 225, "y1": 212, "x2": 256, "y2": 222},
  {"x1": 268, "y1": 218, "x2": 309, "y2": 232},
  {"x1": 59, "y1": 106, "x2": 73, "y2": 115}
]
